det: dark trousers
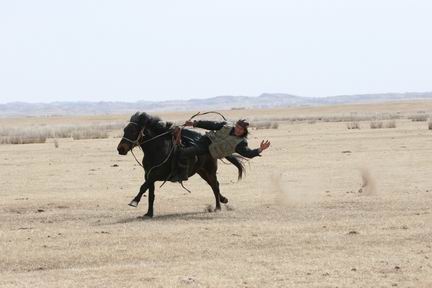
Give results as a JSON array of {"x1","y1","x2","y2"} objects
[
  {"x1": 172, "y1": 136, "x2": 211, "y2": 181},
  {"x1": 180, "y1": 136, "x2": 211, "y2": 158}
]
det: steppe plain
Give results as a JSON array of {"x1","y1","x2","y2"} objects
[{"x1": 1, "y1": 101, "x2": 432, "y2": 287}]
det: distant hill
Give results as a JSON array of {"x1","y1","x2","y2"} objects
[{"x1": 1, "y1": 92, "x2": 432, "y2": 116}]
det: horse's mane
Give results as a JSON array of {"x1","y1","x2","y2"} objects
[{"x1": 130, "y1": 112, "x2": 173, "y2": 134}]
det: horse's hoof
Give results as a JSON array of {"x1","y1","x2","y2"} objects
[
  {"x1": 144, "y1": 212, "x2": 153, "y2": 218},
  {"x1": 128, "y1": 201, "x2": 138, "y2": 207},
  {"x1": 220, "y1": 197, "x2": 228, "y2": 204}
]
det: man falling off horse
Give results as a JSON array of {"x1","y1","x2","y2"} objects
[{"x1": 172, "y1": 118, "x2": 271, "y2": 181}]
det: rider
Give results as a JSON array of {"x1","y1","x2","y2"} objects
[{"x1": 172, "y1": 118, "x2": 271, "y2": 181}]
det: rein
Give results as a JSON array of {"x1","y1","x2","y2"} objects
[
  {"x1": 122, "y1": 111, "x2": 227, "y2": 165},
  {"x1": 121, "y1": 122, "x2": 173, "y2": 146}
]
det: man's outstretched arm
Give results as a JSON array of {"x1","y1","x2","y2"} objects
[
  {"x1": 236, "y1": 139, "x2": 271, "y2": 158},
  {"x1": 185, "y1": 120, "x2": 227, "y2": 130},
  {"x1": 235, "y1": 141, "x2": 261, "y2": 158}
]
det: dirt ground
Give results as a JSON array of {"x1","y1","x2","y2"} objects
[{"x1": 1, "y1": 102, "x2": 432, "y2": 287}]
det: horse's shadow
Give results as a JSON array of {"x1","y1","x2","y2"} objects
[{"x1": 110, "y1": 210, "x2": 219, "y2": 225}]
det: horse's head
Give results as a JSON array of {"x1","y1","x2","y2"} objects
[
  {"x1": 117, "y1": 112, "x2": 146, "y2": 155},
  {"x1": 117, "y1": 112, "x2": 173, "y2": 155}
]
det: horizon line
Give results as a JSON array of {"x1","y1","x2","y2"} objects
[{"x1": 1, "y1": 90, "x2": 432, "y2": 105}]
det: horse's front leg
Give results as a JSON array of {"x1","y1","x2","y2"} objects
[
  {"x1": 144, "y1": 183, "x2": 155, "y2": 218},
  {"x1": 129, "y1": 182, "x2": 149, "y2": 207}
]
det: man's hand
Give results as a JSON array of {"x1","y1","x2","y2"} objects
[
  {"x1": 184, "y1": 120, "x2": 195, "y2": 127},
  {"x1": 259, "y1": 140, "x2": 271, "y2": 153}
]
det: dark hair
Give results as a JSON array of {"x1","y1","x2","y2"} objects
[
  {"x1": 236, "y1": 119, "x2": 249, "y2": 138},
  {"x1": 236, "y1": 119, "x2": 249, "y2": 128},
  {"x1": 243, "y1": 128, "x2": 249, "y2": 138}
]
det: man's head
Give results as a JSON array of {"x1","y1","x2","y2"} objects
[{"x1": 234, "y1": 119, "x2": 249, "y2": 137}]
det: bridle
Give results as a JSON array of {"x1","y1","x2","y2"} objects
[
  {"x1": 122, "y1": 121, "x2": 174, "y2": 147},
  {"x1": 121, "y1": 122, "x2": 145, "y2": 146}
]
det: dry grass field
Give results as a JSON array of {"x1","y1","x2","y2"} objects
[{"x1": 1, "y1": 101, "x2": 432, "y2": 287}]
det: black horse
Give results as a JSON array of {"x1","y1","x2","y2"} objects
[{"x1": 117, "y1": 112, "x2": 245, "y2": 218}]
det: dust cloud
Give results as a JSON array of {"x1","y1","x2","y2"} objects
[
  {"x1": 270, "y1": 173, "x2": 323, "y2": 207},
  {"x1": 358, "y1": 168, "x2": 377, "y2": 195}
]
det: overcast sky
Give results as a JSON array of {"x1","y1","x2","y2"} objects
[{"x1": 0, "y1": 0, "x2": 431, "y2": 103}]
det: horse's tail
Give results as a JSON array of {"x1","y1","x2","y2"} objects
[{"x1": 224, "y1": 155, "x2": 246, "y2": 181}]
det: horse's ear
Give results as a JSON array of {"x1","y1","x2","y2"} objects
[{"x1": 130, "y1": 111, "x2": 140, "y2": 123}]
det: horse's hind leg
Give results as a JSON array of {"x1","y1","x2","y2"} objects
[
  {"x1": 209, "y1": 175, "x2": 223, "y2": 211},
  {"x1": 129, "y1": 182, "x2": 149, "y2": 207},
  {"x1": 213, "y1": 177, "x2": 228, "y2": 204},
  {"x1": 144, "y1": 183, "x2": 155, "y2": 217},
  {"x1": 199, "y1": 171, "x2": 224, "y2": 211},
  {"x1": 219, "y1": 193, "x2": 228, "y2": 204}
]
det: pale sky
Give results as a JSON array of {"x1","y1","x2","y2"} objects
[{"x1": 0, "y1": 0, "x2": 431, "y2": 103}]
